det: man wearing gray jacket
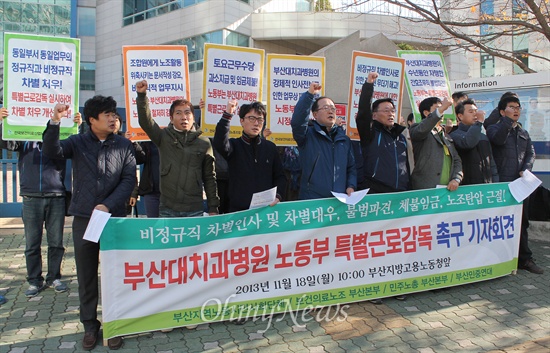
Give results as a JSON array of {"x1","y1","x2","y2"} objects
[{"x1": 409, "y1": 97, "x2": 463, "y2": 191}]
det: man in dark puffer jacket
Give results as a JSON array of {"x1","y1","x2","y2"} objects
[
  {"x1": 487, "y1": 95, "x2": 541, "y2": 275},
  {"x1": 43, "y1": 98, "x2": 136, "y2": 350}
]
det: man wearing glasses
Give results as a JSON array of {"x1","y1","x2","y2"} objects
[
  {"x1": 487, "y1": 95, "x2": 542, "y2": 274},
  {"x1": 291, "y1": 82, "x2": 356, "y2": 200},
  {"x1": 136, "y1": 80, "x2": 219, "y2": 217},
  {"x1": 213, "y1": 99, "x2": 286, "y2": 213},
  {"x1": 356, "y1": 71, "x2": 410, "y2": 193}
]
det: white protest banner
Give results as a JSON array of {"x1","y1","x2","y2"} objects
[
  {"x1": 266, "y1": 54, "x2": 325, "y2": 146},
  {"x1": 100, "y1": 183, "x2": 521, "y2": 339},
  {"x1": 123, "y1": 45, "x2": 190, "y2": 141},
  {"x1": 397, "y1": 50, "x2": 455, "y2": 123},
  {"x1": 347, "y1": 51, "x2": 405, "y2": 141},
  {"x1": 2, "y1": 33, "x2": 80, "y2": 141},
  {"x1": 201, "y1": 44, "x2": 264, "y2": 138}
]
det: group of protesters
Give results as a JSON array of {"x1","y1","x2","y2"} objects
[{"x1": 0, "y1": 72, "x2": 542, "y2": 350}]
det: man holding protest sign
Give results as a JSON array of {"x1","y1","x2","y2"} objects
[
  {"x1": 135, "y1": 80, "x2": 219, "y2": 217},
  {"x1": 213, "y1": 99, "x2": 286, "y2": 213},
  {"x1": 0, "y1": 108, "x2": 80, "y2": 298},
  {"x1": 291, "y1": 82, "x2": 356, "y2": 200},
  {"x1": 42, "y1": 99, "x2": 136, "y2": 350}
]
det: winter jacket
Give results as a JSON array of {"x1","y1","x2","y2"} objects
[
  {"x1": 291, "y1": 91, "x2": 356, "y2": 200},
  {"x1": 213, "y1": 114, "x2": 286, "y2": 212},
  {"x1": 486, "y1": 116, "x2": 535, "y2": 182},
  {"x1": 0, "y1": 126, "x2": 66, "y2": 197},
  {"x1": 356, "y1": 81, "x2": 410, "y2": 193},
  {"x1": 409, "y1": 111, "x2": 463, "y2": 190},
  {"x1": 450, "y1": 122, "x2": 499, "y2": 185},
  {"x1": 137, "y1": 92, "x2": 219, "y2": 213},
  {"x1": 42, "y1": 122, "x2": 136, "y2": 217}
]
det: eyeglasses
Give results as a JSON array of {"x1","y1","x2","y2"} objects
[
  {"x1": 374, "y1": 109, "x2": 396, "y2": 114},
  {"x1": 316, "y1": 105, "x2": 337, "y2": 113},
  {"x1": 245, "y1": 115, "x2": 265, "y2": 124},
  {"x1": 506, "y1": 105, "x2": 522, "y2": 111}
]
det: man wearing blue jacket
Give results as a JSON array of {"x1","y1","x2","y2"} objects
[
  {"x1": 356, "y1": 71, "x2": 410, "y2": 193},
  {"x1": 291, "y1": 82, "x2": 356, "y2": 200},
  {"x1": 42, "y1": 98, "x2": 136, "y2": 350},
  {"x1": 0, "y1": 108, "x2": 80, "y2": 298}
]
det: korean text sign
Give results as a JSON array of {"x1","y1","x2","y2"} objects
[
  {"x1": 201, "y1": 44, "x2": 264, "y2": 138},
  {"x1": 397, "y1": 50, "x2": 455, "y2": 123},
  {"x1": 347, "y1": 51, "x2": 405, "y2": 140},
  {"x1": 2, "y1": 33, "x2": 80, "y2": 141},
  {"x1": 100, "y1": 183, "x2": 521, "y2": 339},
  {"x1": 123, "y1": 45, "x2": 190, "y2": 141},
  {"x1": 266, "y1": 54, "x2": 325, "y2": 146}
]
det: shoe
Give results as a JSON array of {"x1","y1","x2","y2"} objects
[
  {"x1": 370, "y1": 299, "x2": 383, "y2": 305},
  {"x1": 160, "y1": 328, "x2": 174, "y2": 333},
  {"x1": 186, "y1": 324, "x2": 198, "y2": 329},
  {"x1": 395, "y1": 295, "x2": 407, "y2": 301},
  {"x1": 0, "y1": 295, "x2": 6, "y2": 305},
  {"x1": 232, "y1": 318, "x2": 247, "y2": 325},
  {"x1": 48, "y1": 279, "x2": 68, "y2": 293},
  {"x1": 519, "y1": 259, "x2": 544, "y2": 274},
  {"x1": 107, "y1": 336, "x2": 123, "y2": 350},
  {"x1": 25, "y1": 284, "x2": 43, "y2": 298},
  {"x1": 82, "y1": 331, "x2": 98, "y2": 351}
]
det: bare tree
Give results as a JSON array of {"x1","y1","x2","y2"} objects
[{"x1": 339, "y1": 0, "x2": 549, "y2": 73}]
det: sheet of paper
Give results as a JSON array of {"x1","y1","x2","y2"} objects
[
  {"x1": 83, "y1": 209, "x2": 112, "y2": 243},
  {"x1": 249, "y1": 186, "x2": 277, "y2": 209},
  {"x1": 331, "y1": 189, "x2": 369, "y2": 205},
  {"x1": 509, "y1": 170, "x2": 542, "y2": 203}
]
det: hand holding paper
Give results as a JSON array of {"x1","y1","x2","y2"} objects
[
  {"x1": 508, "y1": 170, "x2": 542, "y2": 202},
  {"x1": 83, "y1": 209, "x2": 112, "y2": 243},
  {"x1": 331, "y1": 189, "x2": 369, "y2": 205}
]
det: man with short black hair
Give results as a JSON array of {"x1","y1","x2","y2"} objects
[
  {"x1": 450, "y1": 99, "x2": 498, "y2": 185},
  {"x1": 213, "y1": 99, "x2": 286, "y2": 212},
  {"x1": 409, "y1": 96, "x2": 463, "y2": 191},
  {"x1": 136, "y1": 80, "x2": 219, "y2": 217},
  {"x1": 487, "y1": 95, "x2": 541, "y2": 274},
  {"x1": 42, "y1": 97, "x2": 136, "y2": 350},
  {"x1": 356, "y1": 71, "x2": 410, "y2": 193}
]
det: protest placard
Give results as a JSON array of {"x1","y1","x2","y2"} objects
[
  {"x1": 2, "y1": 33, "x2": 80, "y2": 141},
  {"x1": 122, "y1": 45, "x2": 190, "y2": 141},
  {"x1": 266, "y1": 54, "x2": 325, "y2": 146},
  {"x1": 397, "y1": 50, "x2": 455, "y2": 123},
  {"x1": 200, "y1": 44, "x2": 264, "y2": 138},
  {"x1": 347, "y1": 51, "x2": 405, "y2": 140}
]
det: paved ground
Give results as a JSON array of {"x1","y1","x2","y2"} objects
[{"x1": 0, "y1": 217, "x2": 549, "y2": 353}]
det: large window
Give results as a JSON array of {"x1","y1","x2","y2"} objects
[
  {"x1": 123, "y1": 0, "x2": 206, "y2": 26},
  {"x1": 77, "y1": 6, "x2": 95, "y2": 36},
  {"x1": 166, "y1": 30, "x2": 249, "y2": 73},
  {"x1": 0, "y1": 0, "x2": 72, "y2": 53},
  {"x1": 80, "y1": 62, "x2": 96, "y2": 91}
]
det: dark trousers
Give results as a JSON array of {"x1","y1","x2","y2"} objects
[
  {"x1": 519, "y1": 196, "x2": 533, "y2": 264},
  {"x1": 143, "y1": 192, "x2": 160, "y2": 218},
  {"x1": 22, "y1": 196, "x2": 65, "y2": 286},
  {"x1": 72, "y1": 216, "x2": 101, "y2": 333}
]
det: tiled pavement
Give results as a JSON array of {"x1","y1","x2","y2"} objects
[{"x1": 0, "y1": 217, "x2": 549, "y2": 353}]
